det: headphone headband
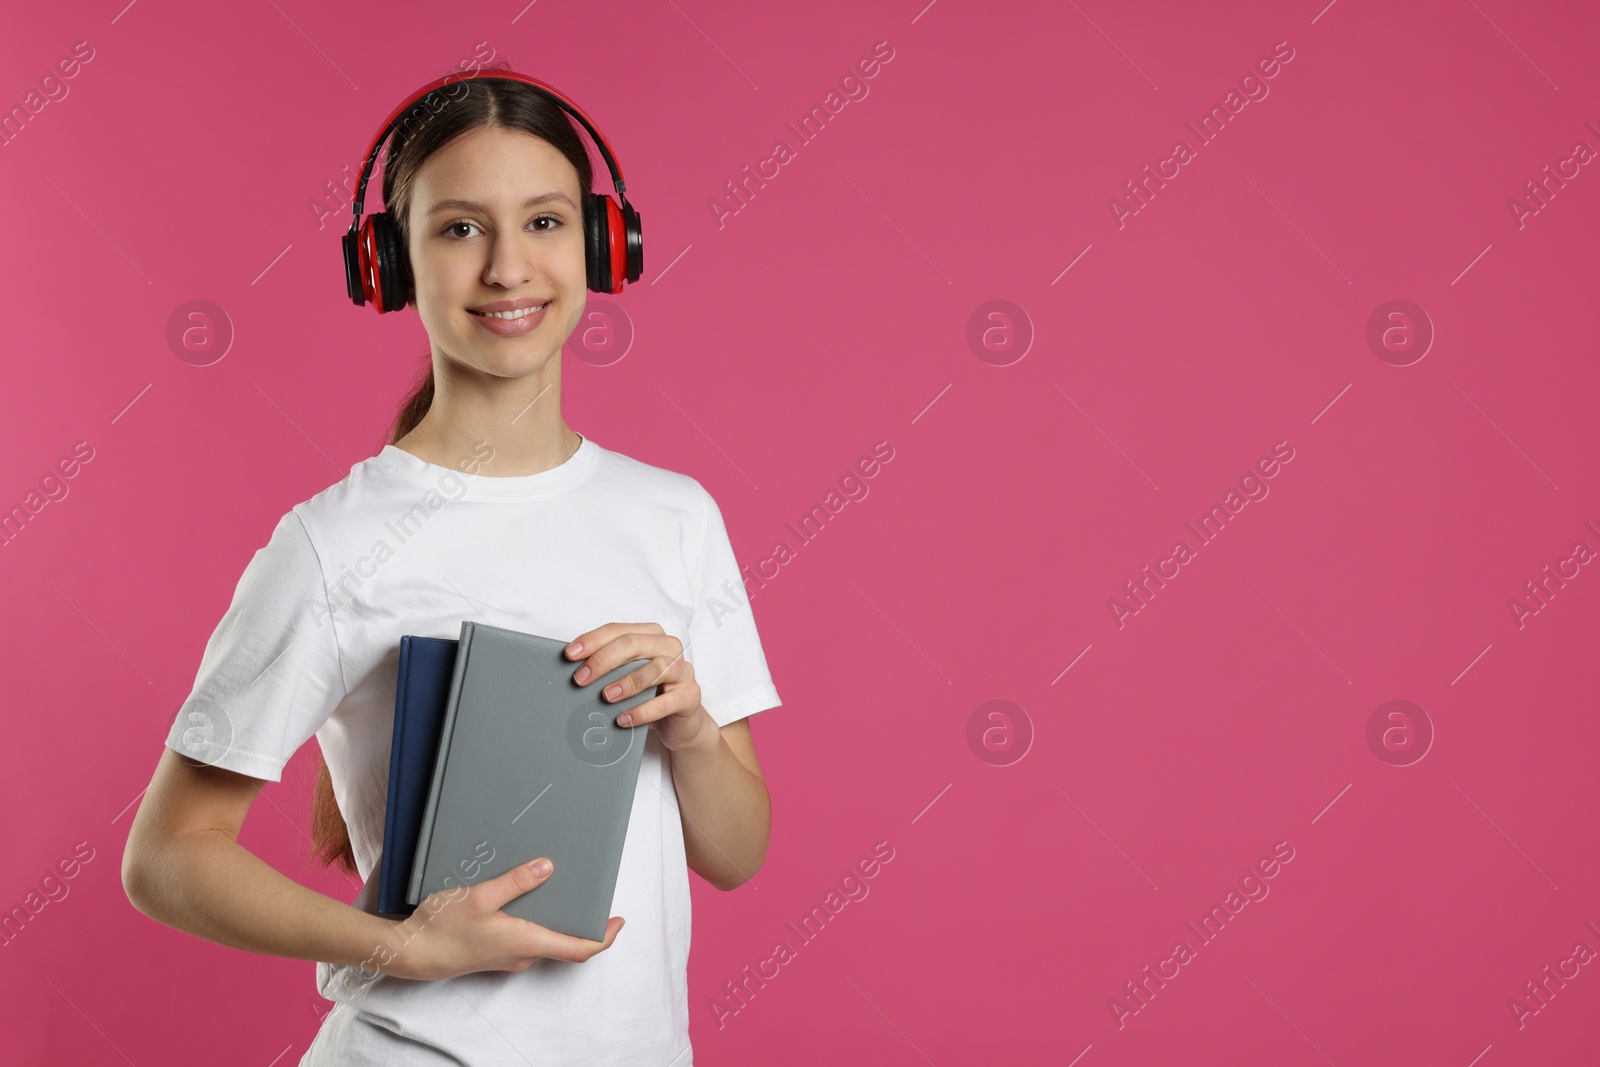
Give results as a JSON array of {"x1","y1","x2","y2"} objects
[{"x1": 347, "y1": 69, "x2": 629, "y2": 237}]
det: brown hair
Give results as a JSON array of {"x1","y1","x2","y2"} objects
[{"x1": 310, "y1": 70, "x2": 596, "y2": 876}]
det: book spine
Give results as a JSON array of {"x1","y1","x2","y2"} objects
[
  {"x1": 407, "y1": 621, "x2": 477, "y2": 906},
  {"x1": 378, "y1": 638, "x2": 414, "y2": 914}
]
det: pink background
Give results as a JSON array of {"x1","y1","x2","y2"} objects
[{"x1": 3, "y1": 0, "x2": 1599, "y2": 1063}]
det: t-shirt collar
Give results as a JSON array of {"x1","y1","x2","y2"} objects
[{"x1": 374, "y1": 433, "x2": 599, "y2": 500}]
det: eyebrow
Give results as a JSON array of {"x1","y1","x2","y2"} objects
[{"x1": 425, "y1": 192, "x2": 579, "y2": 215}]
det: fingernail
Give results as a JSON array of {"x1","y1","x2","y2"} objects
[
  {"x1": 530, "y1": 859, "x2": 551, "y2": 877},
  {"x1": 575, "y1": 665, "x2": 590, "y2": 683},
  {"x1": 568, "y1": 642, "x2": 584, "y2": 656}
]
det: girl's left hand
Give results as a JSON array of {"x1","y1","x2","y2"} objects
[{"x1": 565, "y1": 622, "x2": 716, "y2": 753}]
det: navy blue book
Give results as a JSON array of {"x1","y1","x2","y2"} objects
[{"x1": 376, "y1": 635, "x2": 459, "y2": 917}]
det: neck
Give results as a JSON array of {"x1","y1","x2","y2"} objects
[{"x1": 394, "y1": 358, "x2": 581, "y2": 477}]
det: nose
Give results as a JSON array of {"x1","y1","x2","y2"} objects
[{"x1": 482, "y1": 223, "x2": 544, "y2": 290}]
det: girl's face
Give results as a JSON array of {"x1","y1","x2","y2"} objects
[{"x1": 405, "y1": 125, "x2": 587, "y2": 381}]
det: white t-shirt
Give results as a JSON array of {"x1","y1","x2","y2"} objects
[{"x1": 163, "y1": 433, "x2": 781, "y2": 1067}]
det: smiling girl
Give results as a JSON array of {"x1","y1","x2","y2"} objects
[{"x1": 120, "y1": 70, "x2": 782, "y2": 1066}]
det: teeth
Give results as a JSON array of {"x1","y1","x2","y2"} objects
[{"x1": 474, "y1": 304, "x2": 547, "y2": 320}]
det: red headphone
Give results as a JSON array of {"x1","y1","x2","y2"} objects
[{"x1": 342, "y1": 69, "x2": 643, "y2": 312}]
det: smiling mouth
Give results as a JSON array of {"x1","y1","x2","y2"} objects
[{"x1": 469, "y1": 303, "x2": 549, "y2": 321}]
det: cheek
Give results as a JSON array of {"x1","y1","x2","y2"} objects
[
  {"x1": 560, "y1": 298, "x2": 587, "y2": 341},
  {"x1": 412, "y1": 251, "x2": 474, "y2": 313},
  {"x1": 555, "y1": 238, "x2": 589, "y2": 288}
]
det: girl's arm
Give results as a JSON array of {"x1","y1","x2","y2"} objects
[
  {"x1": 121, "y1": 748, "x2": 403, "y2": 966},
  {"x1": 121, "y1": 747, "x2": 624, "y2": 977},
  {"x1": 669, "y1": 717, "x2": 771, "y2": 891}
]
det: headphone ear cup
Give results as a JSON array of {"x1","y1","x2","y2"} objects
[
  {"x1": 370, "y1": 212, "x2": 411, "y2": 312},
  {"x1": 342, "y1": 228, "x2": 366, "y2": 305},
  {"x1": 585, "y1": 192, "x2": 612, "y2": 293},
  {"x1": 622, "y1": 200, "x2": 642, "y2": 286}
]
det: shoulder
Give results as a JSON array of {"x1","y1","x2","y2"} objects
[
  {"x1": 591, "y1": 443, "x2": 709, "y2": 505},
  {"x1": 588, "y1": 443, "x2": 718, "y2": 534},
  {"x1": 214, "y1": 454, "x2": 393, "y2": 593},
  {"x1": 278, "y1": 449, "x2": 398, "y2": 547},
  {"x1": 587, "y1": 444, "x2": 725, "y2": 565}
]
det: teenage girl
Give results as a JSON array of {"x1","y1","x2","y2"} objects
[{"x1": 120, "y1": 71, "x2": 781, "y2": 1067}]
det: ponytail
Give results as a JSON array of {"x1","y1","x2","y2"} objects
[{"x1": 386, "y1": 359, "x2": 436, "y2": 445}]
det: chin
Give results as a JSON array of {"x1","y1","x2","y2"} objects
[{"x1": 470, "y1": 343, "x2": 558, "y2": 379}]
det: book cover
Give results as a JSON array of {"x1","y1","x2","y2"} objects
[{"x1": 407, "y1": 620, "x2": 656, "y2": 941}]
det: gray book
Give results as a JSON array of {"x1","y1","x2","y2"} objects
[{"x1": 406, "y1": 620, "x2": 656, "y2": 941}]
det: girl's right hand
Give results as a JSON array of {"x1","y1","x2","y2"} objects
[{"x1": 378, "y1": 858, "x2": 625, "y2": 981}]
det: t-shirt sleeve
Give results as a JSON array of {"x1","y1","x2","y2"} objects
[
  {"x1": 164, "y1": 509, "x2": 349, "y2": 782},
  {"x1": 684, "y1": 487, "x2": 781, "y2": 728}
]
